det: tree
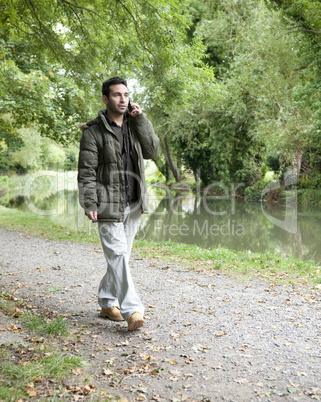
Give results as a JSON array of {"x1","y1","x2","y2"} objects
[
  {"x1": 1, "y1": 0, "x2": 210, "y2": 174},
  {"x1": 266, "y1": 0, "x2": 321, "y2": 183},
  {"x1": 162, "y1": 0, "x2": 316, "y2": 186}
]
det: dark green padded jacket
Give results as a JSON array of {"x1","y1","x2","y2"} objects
[{"x1": 77, "y1": 109, "x2": 159, "y2": 222}]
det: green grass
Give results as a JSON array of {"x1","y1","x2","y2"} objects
[
  {"x1": 1, "y1": 348, "x2": 84, "y2": 382},
  {"x1": 22, "y1": 311, "x2": 69, "y2": 337},
  {"x1": 0, "y1": 205, "x2": 320, "y2": 286},
  {"x1": 0, "y1": 292, "x2": 69, "y2": 337},
  {"x1": 0, "y1": 205, "x2": 100, "y2": 243},
  {"x1": 0, "y1": 300, "x2": 16, "y2": 314},
  {"x1": 134, "y1": 239, "x2": 321, "y2": 286}
]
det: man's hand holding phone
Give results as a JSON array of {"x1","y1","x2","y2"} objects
[{"x1": 127, "y1": 100, "x2": 142, "y2": 117}]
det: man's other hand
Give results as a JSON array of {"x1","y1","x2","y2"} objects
[{"x1": 87, "y1": 210, "x2": 98, "y2": 221}]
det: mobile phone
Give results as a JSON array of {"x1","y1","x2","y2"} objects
[{"x1": 128, "y1": 99, "x2": 133, "y2": 112}]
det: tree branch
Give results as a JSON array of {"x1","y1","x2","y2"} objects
[{"x1": 57, "y1": 0, "x2": 101, "y2": 17}]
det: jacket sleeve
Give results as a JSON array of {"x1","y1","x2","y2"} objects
[
  {"x1": 130, "y1": 113, "x2": 159, "y2": 159},
  {"x1": 77, "y1": 128, "x2": 99, "y2": 212}
]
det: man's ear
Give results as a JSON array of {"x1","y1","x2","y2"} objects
[{"x1": 102, "y1": 95, "x2": 108, "y2": 106}]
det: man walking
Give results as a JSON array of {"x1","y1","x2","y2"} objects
[{"x1": 78, "y1": 77, "x2": 159, "y2": 330}]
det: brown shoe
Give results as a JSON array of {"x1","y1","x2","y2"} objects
[
  {"x1": 127, "y1": 312, "x2": 145, "y2": 330},
  {"x1": 99, "y1": 306, "x2": 124, "y2": 321}
]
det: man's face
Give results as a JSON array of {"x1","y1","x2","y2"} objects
[{"x1": 103, "y1": 84, "x2": 129, "y2": 115}]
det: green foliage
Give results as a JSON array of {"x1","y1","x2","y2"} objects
[
  {"x1": 298, "y1": 188, "x2": 321, "y2": 207},
  {"x1": 0, "y1": 176, "x2": 9, "y2": 189},
  {"x1": 1, "y1": 0, "x2": 201, "y2": 106},
  {"x1": 166, "y1": 0, "x2": 321, "y2": 187},
  {"x1": 266, "y1": 0, "x2": 321, "y2": 179},
  {"x1": 0, "y1": 38, "x2": 91, "y2": 145},
  {"x1": 1, "y1": 0, "x2": 214, "y2": 179},
  {"x1": 0, "y1": 126, "x2": 79, "y2": 173},
  {"x1": 150, "y1": 0, "x2": 277, "y2": 186},
  {"x1": 1, "y1": 0, "x2": 321, "y2": 190},
  {"x1": 244, "y1": 179, "x2": 270, "y2": 202}
]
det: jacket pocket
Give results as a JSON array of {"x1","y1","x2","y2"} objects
[{"x1": 96, "y1": 182, "x2": 106, "y2": 207}]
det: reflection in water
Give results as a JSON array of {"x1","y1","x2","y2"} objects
[
  {"x1": 1, "y1": 182, "x2": 321, "y2": 261},
  {"x1": 138, "y1": 191, "x2": 321, "y2": 261}
]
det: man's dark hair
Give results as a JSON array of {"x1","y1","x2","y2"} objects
[{"x1": 102, "y1": 77, "x2": 128, "y2": 98}]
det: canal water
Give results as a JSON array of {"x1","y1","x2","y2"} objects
[{"x1": 1, "y1": 171, "x2": 320, "y2": 261}]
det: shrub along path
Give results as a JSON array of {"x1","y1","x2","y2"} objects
[{"x1": 0, "y1": 227, "x2": 321, "y2": 401}]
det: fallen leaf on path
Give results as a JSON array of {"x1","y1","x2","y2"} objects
[
  {"x1": 83, "y1": 385, "x2": 95, "y2": 394},
  {"x1": 133, "y1": 387, "x2": 148, "y2": 394},
  {"x1": 192, "y1": 344, "x2": 211, "y2": 352},
  {"x1": 306, "y1": 388, "x2": 321, "y2": 396},
  {"x1": 102, "y1": 367, "x2": 113, "y2": 376},
  {"x1": 141, "y1": 354, "x2": 154, "y2": 360},
  {"x1": 171, "y1": 333, "x2": 181, "y2": 340},
  {"x1": 25, "y1": 383, "x2": 37, "y2": 397},
  {"x1": 115, "y1": 341, "x2": 129, "y2": 347},
  {"x1": 234, "y1": 378, "x2": 249, "y2": 384},
  {"x1": 66, "y1": 385, "x2": 81, "y2": 393},
  {"x1": 151, "y1": 367, "x2": 163, "y2": 375}
]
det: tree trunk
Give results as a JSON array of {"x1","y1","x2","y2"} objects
[
  {"x1": 162, "y1": 135, "x2": 182, "y2": 182},
  {"x1": 295, "y1": 150, "x2": 303, "y2": 180}
]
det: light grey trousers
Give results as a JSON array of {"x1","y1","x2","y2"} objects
[{"x1": 97, "y1": 202, "x2": 144, "y2": 321}]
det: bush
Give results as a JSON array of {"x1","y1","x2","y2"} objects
[
  {"x1": 0, "y1": 176, "x2": 9, "y2": 191},
  {"x1": 298, "y1": 188, "x2": 321, "y2": 207},
  {"x1": 244, "y1": 179, "x2": 268, "y2": 202}
]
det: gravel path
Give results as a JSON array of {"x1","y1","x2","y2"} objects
[{"x1": 0, "y1": 227, "x2": 321, "y2": 401}]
